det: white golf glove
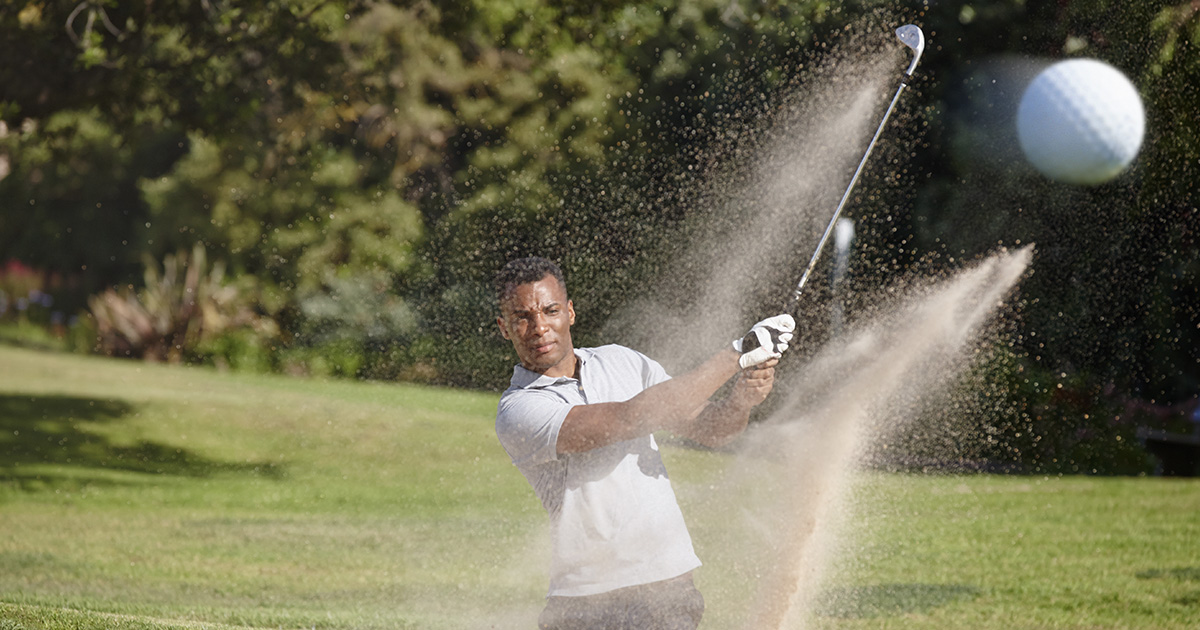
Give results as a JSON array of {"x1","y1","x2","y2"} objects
[{"x1": 732, "y1": 314, "x2": 796, "y2": 368}]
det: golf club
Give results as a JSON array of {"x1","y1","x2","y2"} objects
[{"x1": 783, "y1": 24, "x2": 925, "y2": 313}]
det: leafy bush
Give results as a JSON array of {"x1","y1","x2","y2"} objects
[
  {"x1": 413, "y1": 280, "x2": 515, "y2": 390},
  {"x1": 0, "y1": 260, "x2": 62, "y2": 326},
  {"x1": 959, "y1": 344, "x2": 1160, "y2": 475},
  {"x1": 88, "y1": 244, "x2": 276, "y2": 363},
  {"x1": 284, "y1": 270, "x2": 420, "y2": 379},
  {"x1": 193, "y1": 327, "x2": 278, "y2": 373},
  {"x1": 0, "y1": 260, "x2": 95, "y2": 353}
]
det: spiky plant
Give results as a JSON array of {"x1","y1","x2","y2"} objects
[{"x1": 89, "y1": 244, "x2": 268, "y2": 362}]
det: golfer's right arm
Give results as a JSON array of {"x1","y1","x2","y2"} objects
[
  {"x1": 556, "y1": 314, "x2": 795, "y2": 454},
  {"x1": 556, "y1": 348, "x2": 742, "y2": 454}
]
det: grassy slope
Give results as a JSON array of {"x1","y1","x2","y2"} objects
[
  {"x1": 1, "y1": 345, "x2": 1198, "y2": 629},
  {"x1": 0, "y1": 345, "x2": 547, "y2": 629}
]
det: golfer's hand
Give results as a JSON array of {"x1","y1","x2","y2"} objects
[
  {"x1": 733, "y1": 314, "x2": 795, "y2": 368},
  {"x1": 730, "y1": 358, "x2": 778, "y2": 409}
]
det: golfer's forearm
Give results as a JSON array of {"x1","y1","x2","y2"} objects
[
  {"x1": 684, "y1": 397, "x2": 752, "y2": 448},
  {"x1": 635, "y1": 348, "x2": 742, "y2": 433},
  {"x1": 556, "y1": 349, "x2": 741, "y2": 453}
]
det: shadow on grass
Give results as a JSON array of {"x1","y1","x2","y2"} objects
[
  {"x1": 816, "y1": 583, "x2": 981, "y2": 618},
  {"x1": 1138, "y1": 568, "x2": 1200, "y2": 605},
  {"x1": 1136, "y1": 567, "x2": 1200, "y2": 581},
  {"x1": 0, "y1": 394, "x2": 284, "y2": 489}
]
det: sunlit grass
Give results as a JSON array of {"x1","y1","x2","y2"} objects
[
  {"x1": 818, "y1": 474, "x2": 1199, "y2": 629},
  {"x1": 667, "y1": 453, "x2": 1200, "y2": 630},
  {"x1": 0, "y1": 345, "x2": 546, "y2": 629},
  {"x1": 2, "y1": 344, "x2": 1198, "y2": 629}
]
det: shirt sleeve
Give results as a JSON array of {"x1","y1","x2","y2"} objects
[
  {"x1": 496, "y1": 389, "x2": 574, "y2": 467},
  {"x1": 638, "y1": 351, "x2": 671, "y2": 389}
]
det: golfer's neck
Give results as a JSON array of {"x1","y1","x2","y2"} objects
[{"x1": 535, "y1": 349, "x2": 578, "y2": 380}]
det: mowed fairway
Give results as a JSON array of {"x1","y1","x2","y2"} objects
[
  {"x1": 2, "y1": 345, "x2": 1198, "y2": 629},
  {"x1": 0, "y1": 345, "x2": 548, "y2": 629}
]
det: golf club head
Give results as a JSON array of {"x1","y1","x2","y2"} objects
[{"x1": 895, "y1": 24, "x2": 925, "y2": 76}]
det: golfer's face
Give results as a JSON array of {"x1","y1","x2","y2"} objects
[{"x1": 498, "y1": 275, "x2": 576, "y2": 377}]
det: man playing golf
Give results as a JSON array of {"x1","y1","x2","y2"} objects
[{"x1": 493, "y1": 256, "x2": 795, "y2": 629}]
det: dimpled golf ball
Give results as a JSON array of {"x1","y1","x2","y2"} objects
[{"x1": 1016, "y1": 58, "x2": 1145, "y2": 185}]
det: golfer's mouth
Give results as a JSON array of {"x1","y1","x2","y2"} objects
[{"x1": 530, "y1": 340, "x2": 555, "y2": 355}]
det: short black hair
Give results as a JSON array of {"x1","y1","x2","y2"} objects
[{"x1": 494, "y1": 256, "x2": 566, "y2": 305}]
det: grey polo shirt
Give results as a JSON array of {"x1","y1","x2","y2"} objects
[{"x1": 496, "y1": 344, "x2": 702, "y2": 597}]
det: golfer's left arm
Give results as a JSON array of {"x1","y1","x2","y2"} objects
[{"x1": 678, "y1": 358, "x2": 778, "y2": 448}]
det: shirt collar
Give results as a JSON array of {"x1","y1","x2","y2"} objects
[{"x1": 509, "y1": 347, "x2": 593, "y2": 390}]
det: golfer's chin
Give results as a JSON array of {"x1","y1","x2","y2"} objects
[{"x1": 521, "y1": 343, "x2": 570, "y2": 375}]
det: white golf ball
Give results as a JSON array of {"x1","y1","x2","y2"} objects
[{"x1": 1016, "y1": 58, "x2": 1145, "y2": 185}]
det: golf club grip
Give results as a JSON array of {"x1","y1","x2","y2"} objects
[
  {"x1": 740, "y1": 331, "x2": 759, "y2": 355},
  {"x1": 739, "y1": 327, "x2": 786, "y2": 355}
]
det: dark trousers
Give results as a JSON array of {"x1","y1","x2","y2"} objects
[{"x1": 538, "y1": 573, "x2": 704, "y2": 630}]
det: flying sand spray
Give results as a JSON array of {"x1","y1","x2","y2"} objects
[
  {"x1": 737, "y1": 27, "x2": 933, "y2": 629},
  {"x1": 713, "y1": 25, "x2": 1032, "y2": 630},
  {"x1": 737, "y1": 246, "x2": 1031, "y2": 629},
  {"x1": 592, "y1": 23, "x2": 1031, "y2": 630}
]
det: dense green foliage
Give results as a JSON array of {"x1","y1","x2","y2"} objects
[
  {"x1": 2, "y1": 1, "x2": 1199, "y2": 471},
  {"x1": 913, "y1": 1, "x2": 1200, "y2": 399},
  {"x1": 893, "y1": 1, "x2": 1200, "y2": 473},
  {"x1": 0, "y1": 0, "x2": 874, "y2": 381}
]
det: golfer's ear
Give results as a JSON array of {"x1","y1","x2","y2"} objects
[
  {"x1": 497, "y1": 315, "x2": 510, "y2": 339},
  {"x1": 568, "y1": 300, "x2": 575, "y2": 325}
]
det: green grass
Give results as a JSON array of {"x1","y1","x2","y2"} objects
[
  {"x1": 1, "y1": 344, "x2": 1198, "y2": 629},
  {"x1": 0, "y1": 345, "x2": 546, "y2": 629},
  {"x1": 813, "y1": 475, "x2": 1199, "y2": 629}
]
